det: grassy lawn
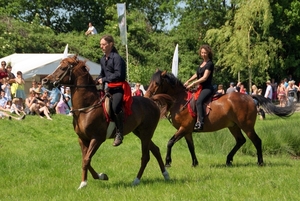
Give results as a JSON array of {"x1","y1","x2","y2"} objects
[{"x1": 0, "y1": 113, "x2": 299, "y2": 201}]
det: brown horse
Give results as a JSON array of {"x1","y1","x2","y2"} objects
[
  {"x1": 42, "y1": 56, "x2": 173, "y2": 189},
  {"x1": 145, "y1": 70, "x2": 295, "y2": 167}
]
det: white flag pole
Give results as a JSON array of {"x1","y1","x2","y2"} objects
[{"x1": 172, "y1": 44, "x2": 179, "y2": 77}]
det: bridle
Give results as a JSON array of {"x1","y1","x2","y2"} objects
[
  {"x1": 147, "y1": 77, "x2": 163, "y2": 97},
  {"x1": 53, "y1": 63, "x2": 74, "y2": 88}
]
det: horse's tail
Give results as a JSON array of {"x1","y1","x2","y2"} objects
[
  {"x1": 150, "y1": 94, "x2": 174, "y2": 118},
  {"x1": 252, "y1": 95, "x2": 296, "y2": 117}
]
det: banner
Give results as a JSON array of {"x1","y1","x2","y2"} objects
[
  {"x1": 117, "y1": 3, "x2": 127, "y2": 45},
  {"x1": 172, "y1": 44, "x2": 178, "y2": 77}
]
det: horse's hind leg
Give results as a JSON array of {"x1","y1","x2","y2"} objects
[
  {"x1": 132, "y1": 136, "x2": 151, "y2": 185},
  {"x1": 227, "y1": 125, "x2": 246, "y2": 165},
  {"x1": 245, "y1": 129, "x2": 263, "y2": 165},
  {"x1": 149, "y1": 140, "x2": 170, "y2": 181},
  {"x1": 184, "y1": 133, "x2": 198, "y2": 167}
]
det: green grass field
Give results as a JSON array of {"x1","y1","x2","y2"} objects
[{"x1": 0, "y1": 112, "x2": 300, "y2": 201}]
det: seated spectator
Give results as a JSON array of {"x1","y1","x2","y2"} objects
[
  {"x1": 25, "y1": 90, "x2": 52, "y2": 120},
  {"x1": 85, "y1": 22, "x2": 97, "y2": 35},
  {"x1": 0, "y1": 90, "x2": 25, "y2": 120},
  {"x1": 56, "y1": 94, "x2": 71, "y2": 115},
  {"x1": 40, "y1": 91, "x2": 50, "y2": 108},
  {"x1": 48, "y1": 87, "x2": 61, "y2": 111},
  {"x1": 10, "y1": 98, "x2": 26, "y2": 116}
]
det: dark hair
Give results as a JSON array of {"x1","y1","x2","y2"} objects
[
  {"x1": 100, "y1": 34, "x2": 118, "y2": 53},
  {"x1": 199, "y1": 44, "x2": 213, "y2": 60},
  {"x1": 17, "y1": 71, "x2": 22, "y2": 75}
]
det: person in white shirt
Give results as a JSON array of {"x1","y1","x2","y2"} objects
[
  {"x1": 264, "y1": 80, "x2": 273, "y2": 100},
  {"x1": 85, "y1": 22, "x2": 98, "y2": 35}
]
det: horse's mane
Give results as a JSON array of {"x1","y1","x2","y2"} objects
[
  {"x1": 63, "y1": 56, "x2": 96, "y2": 86},
  {"x1": 153, "y1": 70, "x2": 185, "y2": 88}
]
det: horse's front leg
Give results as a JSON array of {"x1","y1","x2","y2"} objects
[
  {"x1": 165, "y1": 131, "x2": 185, "y2": 167},
  {"x1": 78, "y1": 138, "x2": 107, "y2": 190}
]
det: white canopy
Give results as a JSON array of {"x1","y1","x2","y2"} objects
[{"x1": 0, "y1": 53, "x2": 101, "y2": 80}]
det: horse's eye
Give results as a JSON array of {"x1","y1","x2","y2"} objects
[{"x1": 155, "y1": 82, "x2": 160, "y2": 86}]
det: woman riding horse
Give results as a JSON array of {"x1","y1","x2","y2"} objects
[
  {"x1": 146, "y1": 70, "x2": 295, "y2": 167},
  {"x1": 184, "y1": 44, "x2": 214, "y2": 131}
]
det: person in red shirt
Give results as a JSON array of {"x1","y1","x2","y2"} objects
[{"x1": 132, "y1": 83, "x2": 144, "y2": 96}]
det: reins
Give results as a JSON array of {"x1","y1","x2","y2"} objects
[{"x1": 70, "y1": 92, "x2": 107, "y2": 112}]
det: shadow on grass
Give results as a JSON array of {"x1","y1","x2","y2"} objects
[{"x1": 209, "y1": 161, "x2": 293, "y2": 168}]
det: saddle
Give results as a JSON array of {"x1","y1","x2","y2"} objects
[{"x1": 187, "y1": 91, "x2": 223, "y2": 118}]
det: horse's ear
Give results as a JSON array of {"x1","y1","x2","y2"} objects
[
  {"x1": 155, "y1": 68, "x2": 160, "y2": 72},
  {"x1": 161, "y1": 70, "x2": 167, "y2": 76}
]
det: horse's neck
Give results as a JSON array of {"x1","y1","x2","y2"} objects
[
  {"x1": 169, "y1": 84, "x2": 186, "y2": 99},
  {"x1": 71, "y1": 75, "x2": 98, "y2": 108}
]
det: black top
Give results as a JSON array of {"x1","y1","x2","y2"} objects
[
  {"x1": 97, "y1": 52, "x2": 126, "y2": 83},
  {"x1": 196, "y1": 60, "x2": 214, "y2": 89}
]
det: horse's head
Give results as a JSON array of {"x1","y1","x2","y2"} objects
[
  {"x1": 42, "y1": 55, "x2": 89, "y2": 90},
  {"x1": 145, "y1": 69, "x2": 183, "y2": 98}
]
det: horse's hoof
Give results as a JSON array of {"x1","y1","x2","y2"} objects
[
  {"x1": 162, "y1": 170, "x2": 170, "y2": 180},
  {"x1": 132, "y1": 178, "x2": 140, "y2": 186},
  {"x1": 257, "y1": 162, "x2": 264, "y2": 166},
  {"x1": 226, "y1": 162, "x2": 233, "y2": 166},
  {"x1": 98, "y1": 173, "x2": 109, "y2": 180},
  {"x1": 192, "y1": 162, "x2": 199, "y2": 167},
  {"x1": 77, "y1": 181, "x2": 87, "y2": 190}
]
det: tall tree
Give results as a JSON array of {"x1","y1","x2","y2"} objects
[
  {"x1": 269, "y1": 0, "x2": 300, "y2": 80},
  {"x1": 205, "y1": 0, "x2": 282, "y2": 91},
  {"x1": 1, "y1": 0, "x2": 179, "y2": 34}
]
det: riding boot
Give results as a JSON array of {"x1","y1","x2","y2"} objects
[
  {"x1": 194, "y1": 121, "x2": 204, "y2": 130},
  {"x1": 113, "y1": 111, "x2": 124, "y2": 146}
]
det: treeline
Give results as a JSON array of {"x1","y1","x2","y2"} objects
[{"x1": 0, "y1": 0, "x2": 300, "y2": 89}]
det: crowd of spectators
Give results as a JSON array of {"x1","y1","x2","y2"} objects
[{"x1": 1, "y1": 60, "x2": 73, "y2": 121}]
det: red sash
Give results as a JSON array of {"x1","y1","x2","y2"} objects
[
  {"x1": 108, "y1": 82, "x2": 133, "y2": 116},
  {"x1": 193, "y1": 85, "x2": 203, "y2": 100}
]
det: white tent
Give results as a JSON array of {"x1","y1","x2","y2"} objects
[{"x1": 0, "y1": 53, "x2": 101, "y2": 80}]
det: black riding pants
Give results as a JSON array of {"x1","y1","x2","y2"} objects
[
  {"x1": 196, "y1": 88, "x2": 213, "y2": 123},
  {"x1": 108, "y1": 87, "x2": 124, "y2": 115}
]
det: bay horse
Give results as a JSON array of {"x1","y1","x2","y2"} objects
[
  {"x1": 42, "y1": 56, "x2": 173, "y2": 189},
  {"x1": 145, "y1": 70, "x2": 295, "y2": 167}
]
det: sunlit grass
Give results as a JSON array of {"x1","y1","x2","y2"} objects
[{"x1": 0, "y1": 113, "x2": 300, "y2": 200}]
